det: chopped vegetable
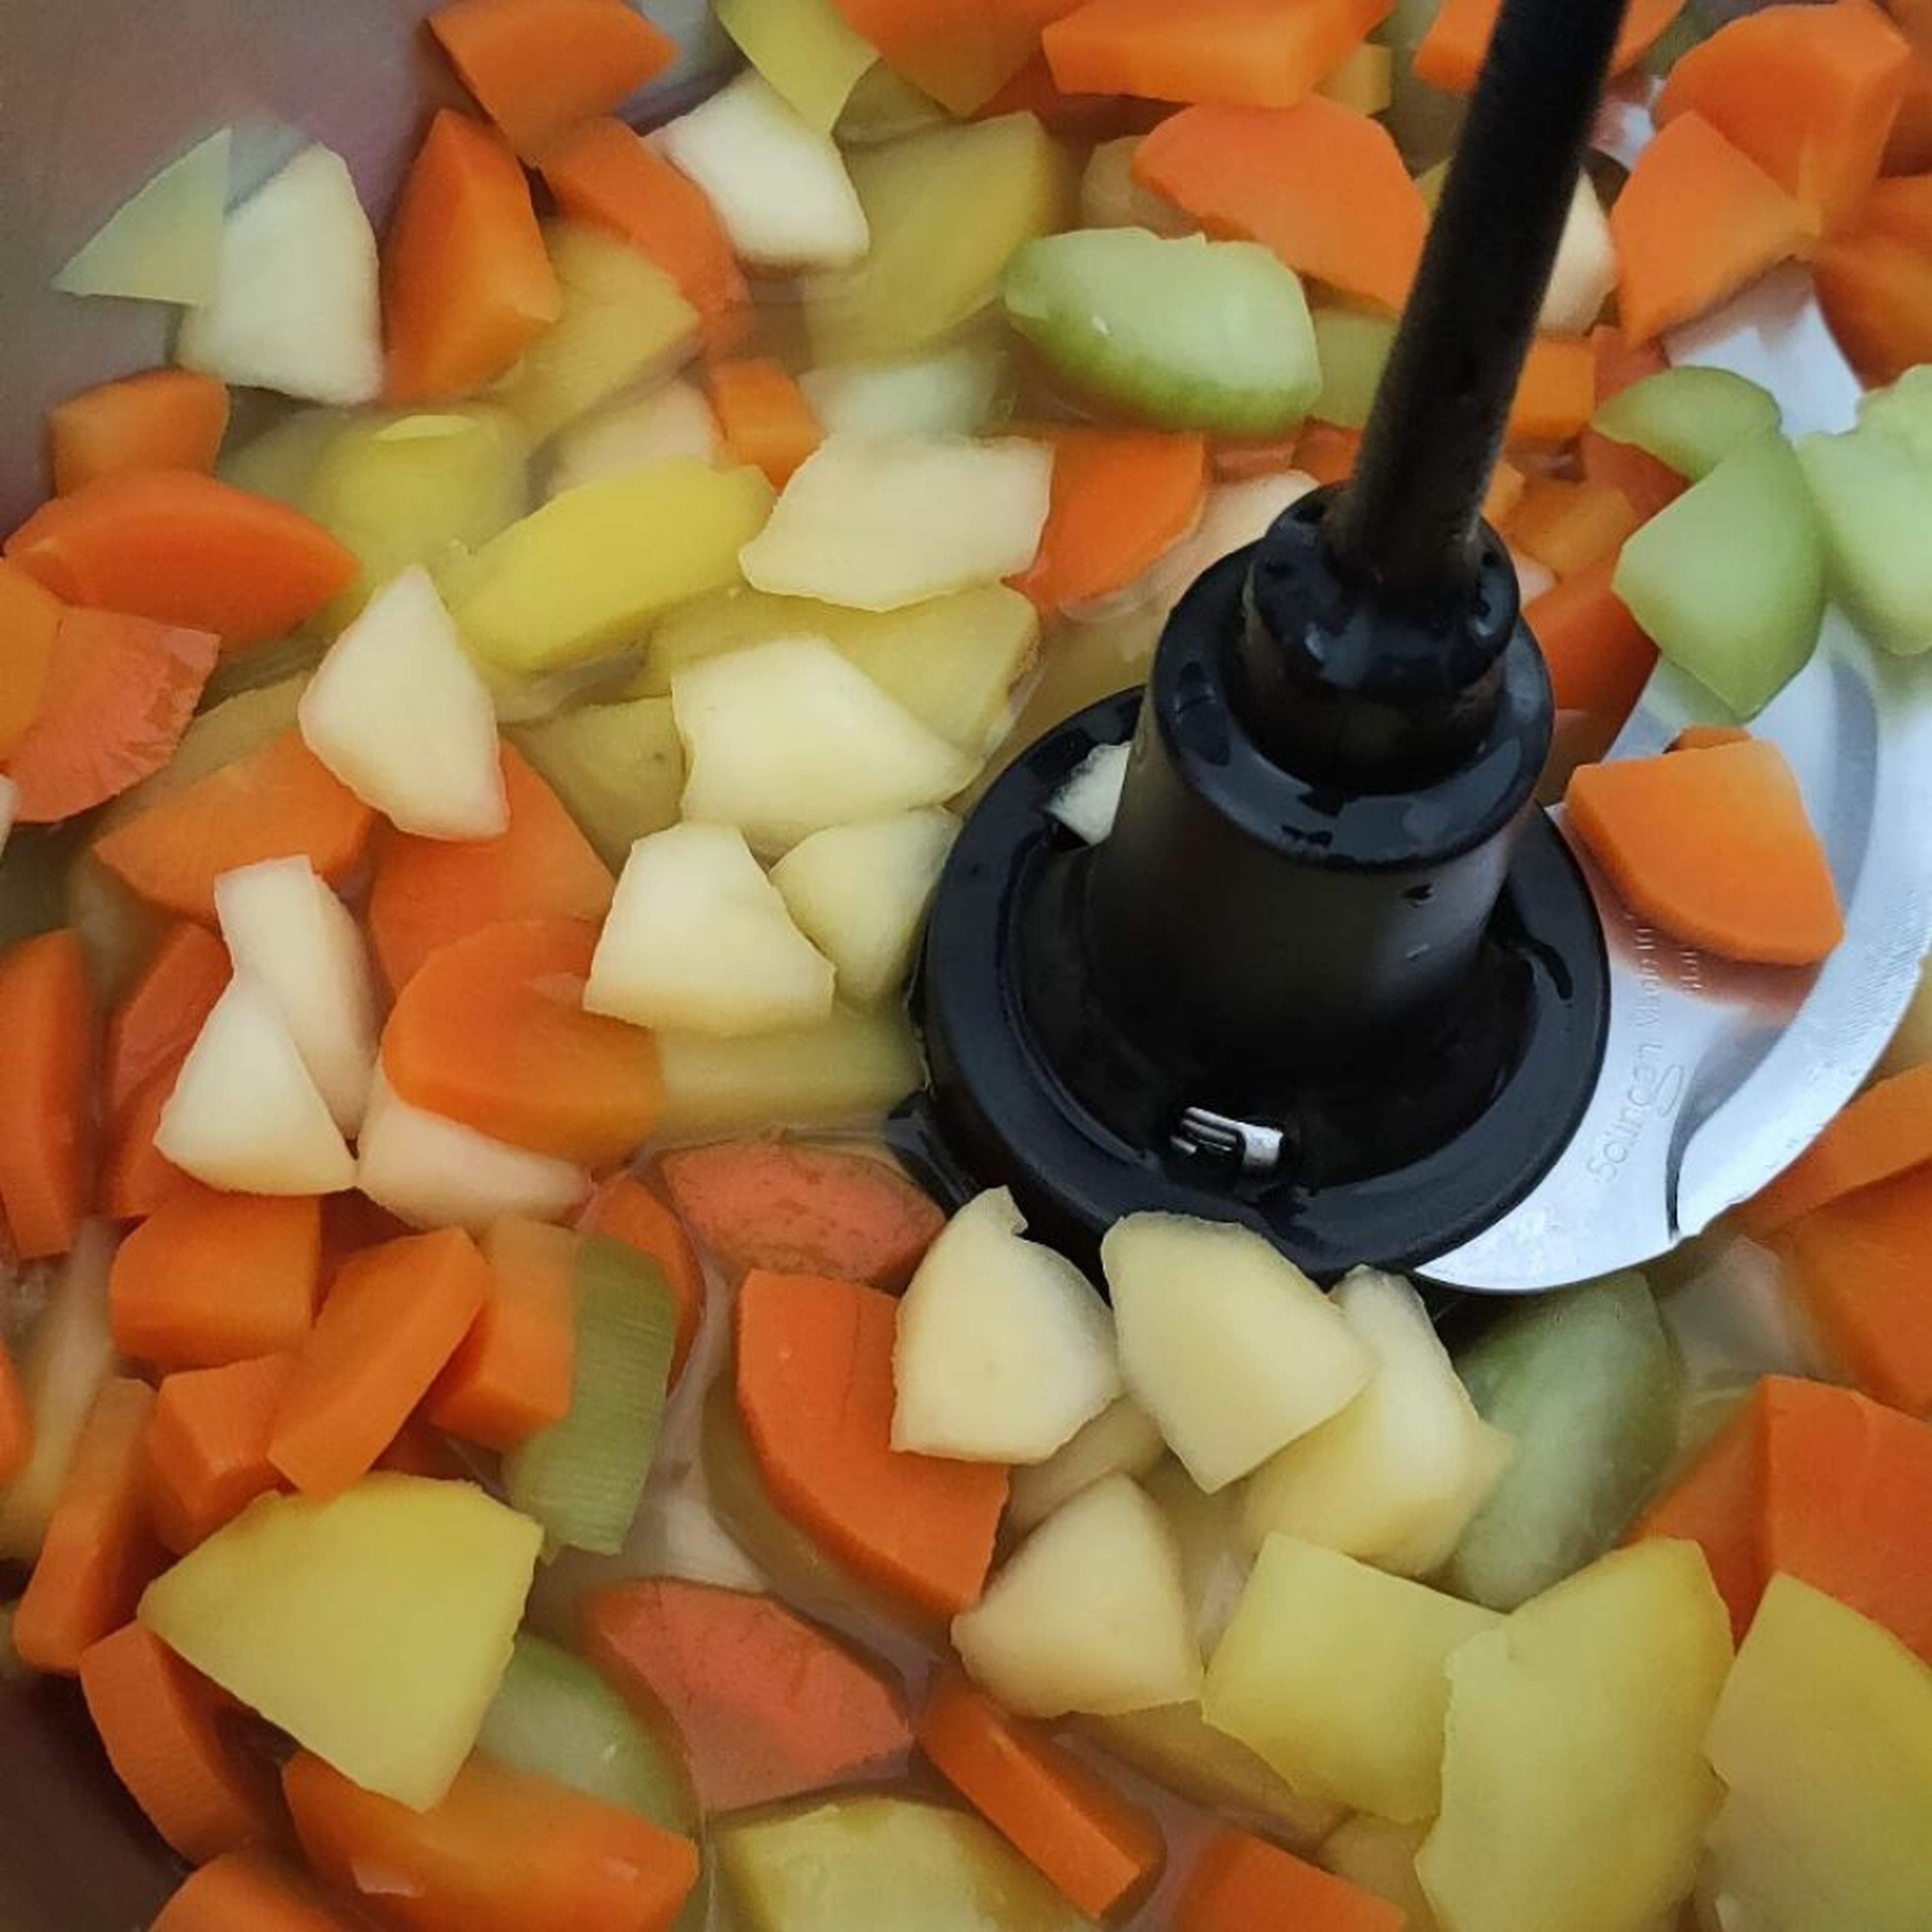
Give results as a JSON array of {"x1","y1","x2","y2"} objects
[
  {"x1": 47, "y1": 369, "x2": 230, "y2": 496},
  {"x1": 1815, "y1": 225, "x2": 1932, "y2": 386},
  {"x1": 53, "y1": 128, "x2": 232, "y2": 307},
  {"x1": 1506, "y1": 335, "x2": 1597, "y2": 445},
  {"x1": 715, "y1": 0, "x2": 875, "y2": 133},
  {"x1": 575, "y1": 1172, "x2": 705, "y2": 1384},
  {"x1": 547, "y1": 380, "x2": 720, "y2": 494},
  {"x1": 708, "y1": 359, "x2": 824, "y2": 489},
  {"x1": 1176, "y1": 1827, "x2": 1402, "y2": 1932},
  {"x1": 1578, "y1": 327, "x2": 1686, "y2": 520},
  {"x1": 799, "y1": 344, "x2": 1010, "y2": 441},
  {"x1": 102, "y1": 920, "x2": 228, "y2": 1121},
  {"x1": 1007, "y1": 1396, "x2": 1166, "y2": 1532},
  {"x1": 146, "y1": 1352, "x2": 300, "y2": 1553},
  {"x1": 829, "y1": 0, "x2": 1049, "y2": 116},
  {"x1": 507, "y1": 697, "x2": 685, "y2": 867},
  {"x1": 0, "y1": 1341, "x2": 31, "y2": 1488},
  {"x1": 100, "y1": 1065, "x2": 200, "y2": 1220},
  {"x1": 1501, "y1": 477, "x2": 1640, "y2": 580},
  {"x1": 1590, "y1": 365, "x2": 1782, "y2": 481},
  {"x1": 149, "y1": 1849, "x2": 360, "y2": 1932},
  {"x1": 0, "y1": 928, "x2": 93, "y2": 1261},
  {"x1": 0, "y1": 561, "x2": 62, "y2": 760},
  {"x1": 1415, "y1": 0, "x2": 1683, "y2": 92},
  {"x1": 1741, "y1": 1061, "x2": 1932, "y2": 1237}
]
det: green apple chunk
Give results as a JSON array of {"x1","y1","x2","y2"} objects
[
  {"x1": 1703, "y1": 1574, "x2": 1932, "y2": 1932},
  {"x1": 1612, "y1": 431, "x2": 1825, "y2": 717},
  {"x1": 1005, "y1": 229, "x2": 1323, "y2": 439},
  {"x1": 139, "y1": 1475, "x2": 541, "y2": 1810},
  {"x1": 509, "y1": 697, "x2": 685, "y2": 869},
  {"x1": 1202, "y1": 1535, "x2": 1499, "y2": 1823},
  {"x1": 1591, "y1": 367, "x2": 1781, "y2": 481},
  {"x1": 1443, "y1": 1271, "x2": 1681, "y2": 1612},
  {"x1": 1007, "y1": 1397, "x2": 1167, "y2": 1533},
  {"x1": 1797, "y1": 420, "x2": 1932, "y2": 657},
  {"x1": 1417, "y1": 1541, "x2": 1733, "y2": 1932},
  {"x1": 1312, "y1": 308, "x2": 1397, "y2": 430},
  {"x1": 720, "y1": 1796, "x2": 1092, "y2": 1932}
]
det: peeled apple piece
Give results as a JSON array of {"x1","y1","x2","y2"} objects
[
  {"x1": 799, "y1": 346, "x2": 1010, "y2": 442},
  {"x1": 1005, "y1": 228, "x2": 1323, "y2": 440},
  {"x1": 674, "y1": 637, "x2": 979, "y2": 855},
  {"x1": 1798, "y1": 421, "x2": 1932, "y2": 656},
  {"x1": 585, "y1": 821, "x2": 835, "y2": 1036},
  {"x1": 157, "y1": 974, "x2": 355, "y2": 1196},
  {"x1": 1080, "y1": 137, "x2": 1194, "y2": 236},
  {"x1": 656, "y1": 71, "x2": 869, "y2": 270},
  {"x1": 56, "y1": 127, "x2": 232, "y2": 306},
  {"x1": 713, "y1": 0, "x2": 875, "y2": 133},
  {"x1": 177, "y1": 145, "x2": 382, "y2": 407},
  {"x1": 892, "y1": 1189, "x2": 1124, "y2": 1465},
  {"x1": 1537, "y1": 177, "x2": 1616, "y2": 334},
  {"x1": 546, "y1": 381, "x2": 719, "y2": 498},
  {"x1": 1613, "y1": 430, "x2": 1825, "y2": 717},
  {"x1": 1007, "y1": 1397, "x2": 1168, "y2": 1533},
  {"x1": 740, "y1": 435, "x2": 1054, "y2": 613},
  {"x1": 299, "y1": 567, "x2": 507, "y2": 840},
  {"x1": 1591, "y1": 367, "x2": 1782, "y2": 482}
]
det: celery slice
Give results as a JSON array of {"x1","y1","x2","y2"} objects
[
  {"x1": 503, "y1": 1237, "x2": 676, "y2": 1556},
  {"x1": 1591, "y1": 367, "x2": 1781, "y2": 481},
  {"x1": 1004, "y1": 229, "x2": 1322, "y2": 440},
  {"x1": 476, "y1": 1632, "x2": 695, "y2": 1832},
  {"x1": 1312, "y1": 309, "x2": 1397, "y2": 431}
]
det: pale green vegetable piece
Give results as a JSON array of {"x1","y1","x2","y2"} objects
[
  {"x1": 1857, "y1": 363, "x2": 1932, "y2": 453},
  {"x1": 715, "y1": 0, "x2": 874, "y2": 132},
  {"x1": 1798, "y1": 423, "x2": 1932, "y2": 656},
  {"x1": 1006, "y1": 229, "x2": 1322, "y2": 439},
  {"x1": 55, "y1": 128, "x2": 231, "y2": 304},
  {"x1": 1591, "y1": 367, "x2": 1781, "y2": 481},
  {"x1": 218, "y1": 406, "x2": 354, "y2": 508},
  {"x1": 1613, "y1": 431, "x2": 1825, "y2": 717},
  {"x1": 510, "y1": 698, "x2": 684, "y2": 867},
  {"x1": 1312, "y1": 307, "x2": 1397, "y2": 430},
  {"x1": 835, "y1": 63, "x2": 950, "y2": 144},
  {"x1": 800, "y1": 344, "x2": 1011, "y2": 440}
]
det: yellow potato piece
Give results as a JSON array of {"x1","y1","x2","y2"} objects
[{"x1": 510, "y1": 697, "x2": 685, "y2": 869}]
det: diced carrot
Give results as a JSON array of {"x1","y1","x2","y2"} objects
[
  {"x1": 1292, "y1": 422, "x2": 1364, "y2": 485},
  {"x1": 1671, "y1": 723, "x2": 1753, "y2": 751},
  {"x1": 47, "y1": 370, "x2": 230, "y2": 497},
  {"x1": 836, "y1": 0, "x2": 1075, "y2": 116},
  {"x1": 268, "y1": 1229, "x2": 493, "y2": 1499},
  {"x1": 104, "y1": 922, "x2": 229, "y2": 1122},
  {"x1": 1579, "y1": 326, "x2": 1687, "y2": 520},
  {"x1": 1627, "y1": 1399, "x2": 1763, "y2": 1642},
  {"x1": 285, "y1": 1749, "x2": 700, "y2": 1932},
  {"x1": 1414, "y1": 0, "x2": 1682, "y2": 92},
  {"x1": 424, "y1": 1217, "x2": 577, "y2": 1450},
  {"x1": 320, "y1": 1191, "x2": 416, "y2": 1266},
  {"x1": 366, "y1": 745, "x2": 614, "y2": 994},
  {"x1": 1655, "y1": 0, "x2": 1914, "y2": 234},
  {"x1": 576, "y1": 1173, "x2": 704, "y2": 1383},
  {"x1": 146, "y1": 1353, "x2": 300, "y2": 1553},
  {"x1": 1740, "y1": 1062, "x2": 1932, "y2": 1238},
  {"x1": 384, "y1": 110, "x2": 561, "y2": 404},
  {"x1": 1525, "y1": 559, "x2": 1657, "y2": 723},
  {"x1": 1781, "y1": 1166, "x2": 1932, "y2": 1415},
  {"x1": 1502, "y1": 476, "x2": 1642, "y2": 579},
  {"x1": 735, "y1": 1270, "x2": 1009, "y2": 1618},
  {"x1": 92, "y1": 729, "x2": 376, "y2": 923},
  {"x1": 660, "y1": 1140, "x2": 945, "y2": 1293},
  {"x1": 583, "y1": 1577, "x2": 915, "y2": 1813},
  {"x1": 1044, "y1": 0, "x2": 1393, "y2": 111},
  {"x1": 0, "y1": 1337, "x2": 32, "y2": 1486},
  {"x1": 377, "y1": 1417, "x2": 476, "y2": 1481},
  {"x1": 1134, "y1": 98, "x2": 1423, "y2": 312},
  {"x1": 3, "y1": 471, "x2": 357, "y2": 652},
  {"x1": 1862, "y1": 171, "x2": 1932, "y2": 249},
  {"x1": 100, "y1": 1058, "x2": 201, "y2": 1223},
  {"x1": 917, "y1": 1667, "x2": 1166, "y2": 1917},
  {"x1": 5, "y1": 607, "x2": 221, "y2": 824},
  {"x1": 1506, "y1": 335, "x2": 1597, "y2": 445},
  {"x1": 1565, "y1": 740, "x2": 1843, "y2": 965},
  {"x1": 539, "y1": 118, "x2": 750, "y2": 351},
  {"x1": 381, "y1": 918, "x2": 661, "y2": 1165},
  {"x1": 1213, "y1": 434, "x2": 1307, "y2": 481},
  {"x1": 1013, "y1": 429, "x2": 1209, "y2": 611},
  {"x1": 78, "y1": 1623, "x2": 283, "y2": 1862},
  {"x1": 1177, "y1": 1826, "x2": 1403, "y2": 1932},
  {"x1": 151, "y1": 1849, "x2": 362, "y2": 1932},
  {"x1": 13, "y1": 1378, "x2": 163, "y2": 1673},
  {"x1": 427, "y1": 0, "x2": 678, "y2": 159},
  {"x1": 972, "y1": 50, "x2": 1136, "y2": 135},
  {"x1": 1814, "y1": 225, "x2": 1932, "y2": 383},
  {"x1": 1886, "y1": 52, "x2": 1932, "y2": 171},
  {"x1": 708, "y1": 360, "x2": 824, "y2": 490},
  {"x1": 0, "y1": 559, "x2": 64, "y2": 758},
  {"x1": 1609, "y1": 113, "x2": 1813, "y2": 344},
  {"x1": 111, "y1": 1191, "x2": 321, "y2": 1370},
  {"x1": 0, "y1": 929, "x2": 94, "y2": 1261}
]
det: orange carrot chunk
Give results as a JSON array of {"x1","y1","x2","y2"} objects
[
  {"x1": 1044, "y1": 0, "x2": 1393, "y2": 111},
  {"x1": 1655, "y1": 0, "x2": 1915, "y2": 235},
  {"x1": 92, "y1": 728, "x2": 376, "y2": 923},
  {"x1": 1292, "y1": 422, "x2": 1364, "y2": 485},
  {"x1": 366, "y1": 745, "x2": 614, "y2": 994},
  {"x1": 100, "y1": 1060, "x2": 202, "y2": 1223},
  {"x1": 709, "y1": 359, "x2": 824, "y2": 490},
  {"x1": 539, "y1": 119, "x2": 750, "y2": 350},
  {"x1": 424, "y1": 1217, "x2": 577, "y2": 1451},
  {"x1": 1862, "y1": 171, "x2": 1932, "y2": 250},
  {"x1": 1565, "y1": 739, "x2": 1843, "y2": 965},
  {"x1": 151, "y1": 1849, "x2": 363, "y2": 1932},
  {"x1": 1626, "y1": 1398, "x2": 1764, "y2": 1643},
  {"x1": 576, "y1": 1173, "x2": 705, "y2": 1383},
  {"x1": 1886, "y1": 49, "x2": 1932, "y2": 171},
  {"x1": 382, "y1": 918, "x2": 660, "y2": 1164},
  {"x1": 47, "y1": 370, "x2": 230, "y2": 497},
  {"x1": 1780, "y1": 1166, "x2": 1932, "y2": 1416},
  {"x1": 0, "y1": 1337, "x2": 33, "y2": 1487},
  {"x1": 660, "y1": 1140, "x2": 944, "y2": 1293},
  {"x1": 1135, "y1": 97, "x2": 1422, "y2": 311},
  {"x1": 103, "y1": 921, "x2": 230, "y2": 1122},
  {"x1": 1740, "y1": 1060, "x2": 1932, "y2": 1237},
  {"x1": 111, "y1": 1191, "x2": 321, "y2": 1370},
  {"x1": 0, "y1": 559, "x2": 64, "y2": 759},
  {"x1": 0, "y1": 929, "x2": 94, "y2": 1261},
  {"x1": 1814, "y1": 225, "x2": 1932, "y2": 385},
  {"x1": 1670, "y1": 723, "x2": 1753, "y2": 751},
  {"x1": 735, "y1": 1270, "x2": 1009, "y2": 1618},
  {"x1": 918, "y1": 1667, "x2": 1166, "y2": 1918},
  {"x1": 1014, "y1": 429, "x2": 1209, "y2": 612},
  {"x1": 583, "y1": 1576, "x2": 915, "y2": 1813},
  {"x1": 1177, "y1": 1826, "x2": 1404, "y2": 1932},
  {"x1": 78, "y1": 1622, "x2": 283, "y2": 1863},
  {"x1": 1415, "y1": 0, "x2": 1682, "y2": 92},
  {"x1": 1524, "y1": 559, "x2": 1657, "y2": 723},
  {"x1": 13, "y1": 1378, "x2": 163, "y2": 1673},
  {"x1": 6, "y1": 607, "x2": 220, "y2": 824},
  {"x1": 427, "y1": 0, "x2": 679, "y2": 159},
  {"x1": 146, "y1": 1353, "x2": 300, "y2": 1553},
  {"x1": 268, "y1": 1229, "x2": 493, "y2": 1499},
  {"x1": 1506, "y1": 335, "x2": 1598, "y2": 445},
  {"x1": 1503, "y1": 476, "x2": 1642, "y2": 580},
  {"x1": 1580, "y1": 328, "x2": 1686, "y2": 521},
  {"x1": 285, "y1": 1749, "x2": 700, "y2": 1932},
  {"x1": 3, "y1": 471, "x2": 357, "y2": 651},
  {"x1": 385, "y1": 110, "x2": 561, "y2": 404},
  {"x1": 1609, "y1": 112, "x2": 1813, "y2": 344}
]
